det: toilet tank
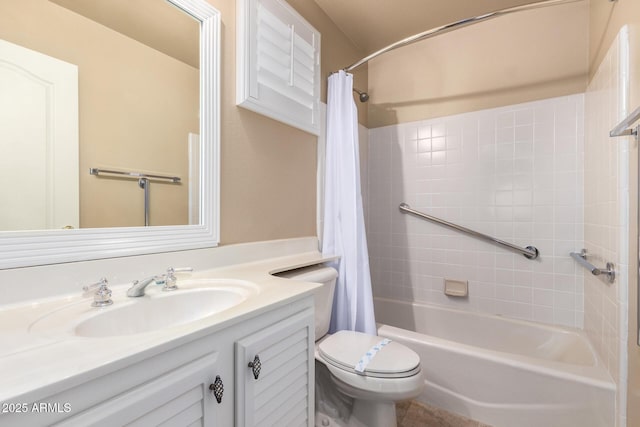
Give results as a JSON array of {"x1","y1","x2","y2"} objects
[{"x1": 275, "y1": 264, "x2": 338, "y2": 340}]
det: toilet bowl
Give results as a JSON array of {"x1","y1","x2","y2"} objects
[
  {"x1": 317, "y1": 330, "x2": 424, "y2": 427},
  {"x1": 277, "y1": 265, "x2": 424, "y2": 427}
]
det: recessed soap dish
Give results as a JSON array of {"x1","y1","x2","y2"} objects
[{"x1": 444, "y1": 279, "x2": 468, "y2": 297}]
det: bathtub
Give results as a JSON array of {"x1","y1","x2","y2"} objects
[{"x1": 374, "y1": 297, "x2": 615, "y2": 427}]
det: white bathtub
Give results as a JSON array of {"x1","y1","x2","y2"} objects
[{"x1": 374, "y1": 297, "x2": 615, "y2": 427}]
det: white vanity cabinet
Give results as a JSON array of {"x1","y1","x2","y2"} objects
[
  {"x1": 236, "y1": 310, "x2": 314, "y2": 426},
  {"x1": 6, "y1": 326, "x2": 235, "y2": 427},
  {"x1": 2, "y1": 296, "x2": 314, "y2": 427},
  {"x1": 56, "y1": 350, "x2": 232, "y2": 427}
]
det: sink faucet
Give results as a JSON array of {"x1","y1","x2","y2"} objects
[
  {"x1": 126, "y1": 275, "x2": 164, "y2": 297},
  {"x1": 127, "y1": 267, "x2": 193, "y2": 297}
]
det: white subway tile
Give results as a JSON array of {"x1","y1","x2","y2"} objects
[
  {"x1": 432, "y1": 123, "x2": 446, "y2": 138},
  {"x1": 431, "y1": 136, "x2": 446, "y2": 151},
  {"x1": 533, "y1": 305, "x2": 555, "y2": 324},
  {"x1": 367, "y1": 94, "x2": 586, "y2": 331},
  {"x1": 418, "y1": 124, "x2": 432, "y2": 139},
  {"x1": 497, "y1": 127, "x2": 515, "y2": 144},
  {"x1": 515, "y1": 108, "x2": 534, "y2": 126},
  {"x1": 515, "y1": 125, "x2": 534, "y2": 142},
  {"x1": 554, "y1": 309, "x2": 576, "y2": 327},
  {"x1": 534, "y1": 104, "x2": 555, "y2": 123}
]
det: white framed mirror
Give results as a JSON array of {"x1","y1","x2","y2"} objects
[{"x1": 0, "y1": 0, "x2": 220, "y2": 269}]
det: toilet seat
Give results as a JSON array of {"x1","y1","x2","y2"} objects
[{"x1": 318, "y1": 330, "x2": 421, "y2": 378}]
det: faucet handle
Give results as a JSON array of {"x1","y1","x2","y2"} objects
[
  {"x1": 83, "y1": 277, "x2": 113, "y2": 307},
  {"x1": 163, "y1": 267, "x2": 193, "y2": 291}
]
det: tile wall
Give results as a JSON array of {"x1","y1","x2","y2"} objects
[
  {"x1": 366, "y1": 94, "x2": 585, "y2": 328},
  {"x1": 584, "y1": 26, "x2": 630, "y2": 427}
]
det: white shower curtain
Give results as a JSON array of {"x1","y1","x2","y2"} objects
[{"x1": 322, "y1": 70, "x2": 376, "y2": 335}]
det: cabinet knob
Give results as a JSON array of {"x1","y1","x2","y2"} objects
[
  {"x1": 248, "y1": 355, "x2": 262, "y2": 380},
  {"x1": 209, "y1": 375, "x2": 224, "y2": 403}
]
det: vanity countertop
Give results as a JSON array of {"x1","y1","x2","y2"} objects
[{"x1": 0, "y1": 250, "x2": 335, "y2": 404}]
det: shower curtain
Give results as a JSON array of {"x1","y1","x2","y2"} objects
[{"x1": 322, "y1": 70, "x2": 376, "y2": 335}]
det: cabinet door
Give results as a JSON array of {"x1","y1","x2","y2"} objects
[
  {"x1": 236, "y1": 309, "x2": 314, "y2": 427},
  {"x1": 236, "y1": 0, "x2": 321, "y2": 136},
  {"x1": 55, "y1": 352, "x2": 231, "y2": 427}
]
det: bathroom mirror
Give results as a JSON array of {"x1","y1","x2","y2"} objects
[{"x1": 0, "y1": 0, "x2": 220, "y2": 269}]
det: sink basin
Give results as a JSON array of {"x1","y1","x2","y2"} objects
[
  {"x1": 75, "y1": 288, "x2": 245, "y2": 337},
  {"x1": 29, "y1": 279, "x2": 258, "y2": 338}
]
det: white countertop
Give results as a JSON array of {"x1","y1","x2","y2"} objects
[{"x1": 0, "y1": 250, "x2": 335, "y2": 403}]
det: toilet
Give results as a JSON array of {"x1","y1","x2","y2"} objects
[{"x1": 277, "y1": 265, "x2": 424, "y2": 427}]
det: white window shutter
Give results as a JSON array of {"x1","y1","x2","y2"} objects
[{"x1": 237, "y1": 0, "x2": 321, "y2": 136}]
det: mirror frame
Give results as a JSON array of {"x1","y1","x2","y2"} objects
[{"x1": 0, "y1": 0, "x2": 220, "y2": 269}]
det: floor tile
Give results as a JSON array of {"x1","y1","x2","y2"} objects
[{"x1": 397, "y1": 400, "x2": 491, "y2": 427}]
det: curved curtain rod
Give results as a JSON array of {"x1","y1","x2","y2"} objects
[{"x1": 337, "y1": 0, "x2": 583, "y2": 74}]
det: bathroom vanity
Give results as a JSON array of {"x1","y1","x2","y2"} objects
[
  {"x1": 0, "y1": 248, "x2": 331, "y2": 426},
  {"x1": 0, "y1": 0, "x2": 328, "y2": 422}
]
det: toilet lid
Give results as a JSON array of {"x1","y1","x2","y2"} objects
[{"x1": 318, "y1": 330, "x2": 421, "y2": 378}]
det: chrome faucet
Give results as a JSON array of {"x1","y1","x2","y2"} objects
[
  {"x1": 127, "y1": 267, "x2": 193, "y2": 297},
  {"x1": 126, "y1": 275, "x2": 164, "y2": 297},
  {"x1": 164, "y1": 267, "x2": 193, "y2": 291},
  {"x1": 83, "y1": 277, "x2": 113, "y2": 307}
]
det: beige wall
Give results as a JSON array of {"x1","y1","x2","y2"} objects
[
  {"x1": 588, "y1": 1, "x2": 640, "y2": 425},
  {"x1": 366, "y1": 1, "x2": 589, "y2": 127},
  {"x1": 0, "y1": 0, "x2": 199, "y2": 228},
  {"x1": 205, "y1": 0, "x2": 365, "y2": 244},
  {"x1": 589, "y1": 0, "x2": 640, "y2": 78}
]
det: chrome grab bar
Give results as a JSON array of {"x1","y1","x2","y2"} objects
[
  {"x1": 570, "y1": 249, "x2": 615, "y2": 284},
  {"x1": 399, "y1": 203, "x2": 539, "y2": 260}
]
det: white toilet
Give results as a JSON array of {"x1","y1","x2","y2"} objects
[{"x1": 278, "y1": 264, "x2": 424, "y2": 427}]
